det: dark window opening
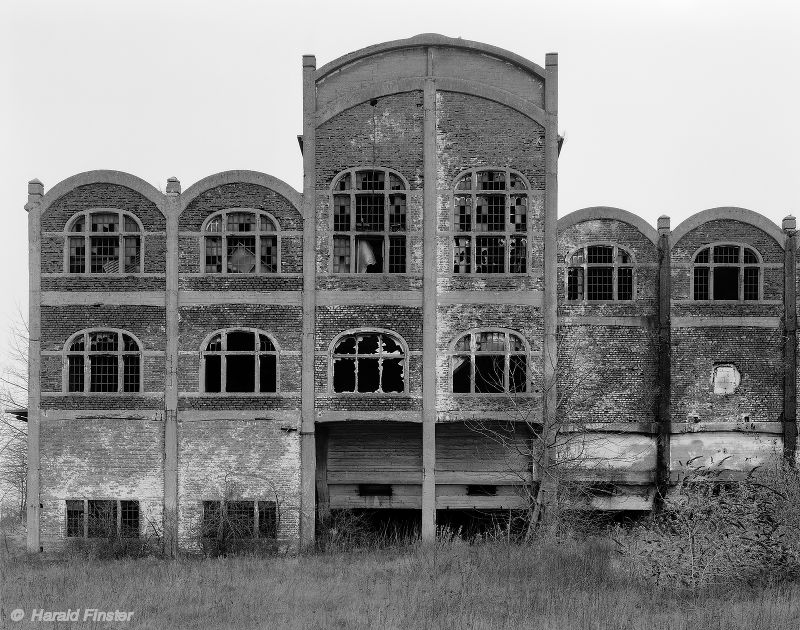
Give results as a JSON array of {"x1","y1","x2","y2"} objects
[
  {"x1": 359, "y1": 484, "x2": 393, "y2": 497},
  {"x1": 226, "y1": 355, "x2": 255, "y2": 392},
  {"x1": 356, "y1": 236, "x2": 384, "y2": 273},
  {"x1": 694, "y1": 267, "x2": 709, "y2": 300},
  {"x1": 713, "y1": 267, "x2": 739, "y2": 300},
  {"x1": 258, "y1": 502, "x2": 277, "y2": 539},
  {"x1": 203, "y1": 330, "x2": 278, "y2": 393},
  {"x1": 744, "y1": 267, "x2": 759, "y2": 301},
  {"x1": 466, "y1": 485, "x2": 497, "y2": 497},
  {"x1": 617, "y1": 267, "x2": 633, "y2": 301},
  {"x1": 120, "y1": 500, "x2": 140, "y2": 538},
  {"x1": 587, "y1": 267, "x2": 613, "y2": 300},
  {"x1": 87, "y1": 500, "x2": 117, "y2": 538},
  {"x1": 226, "y1": 501, "x2": 255, "y2": 539},
  {"x1": 451, "y1": 331, "x2": 528, "y2": 394},
  {"x1": 66, "y1": 500, "x2": 84, "y2": 537},
  {"x1": 332, "y1": 332, "x2": 405, "y2": 394}
]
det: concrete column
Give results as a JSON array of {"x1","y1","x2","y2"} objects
[
  {"x1": 541, "y1": 54, "x2": 559, "y2": 507},
  {"x1": 26, "y1": 179, "x2": 44, "y2": 552},
  {"x1": 783, "y1": 216, "x2": 797, "y2": 460},
  {"x1": 164, "y1": 176, "x2": 180, "y2": 556},
  {"x1": 656, "y1": 215, "x2": 671, "y2": 505},
  {"x1": 300, "y1": 54, "x2": 318, "y2": 546},
  {"x1": 421, "y1": 47, "x2": 438, "y2": 540}
]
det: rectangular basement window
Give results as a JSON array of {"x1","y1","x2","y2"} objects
[
  {"x1": 358, "y1": 484, "x2": 393, "y2": 497},
  {"x1": 466, "y1": 485, "x2": 497, "y2": 497}
]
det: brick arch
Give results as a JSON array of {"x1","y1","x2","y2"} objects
[
  {"x1": 558, "y1": 207, "x2": 659, "y2": 247},
  {"x1": 315, "y1": 33, "x2": 546, "y2": 82},
  {"x1": 180, "y1": 170, "x2": 302, "y2": 215},
  {"x1": 671, "y1": 207, "x2": 785, "y2": 250},
  {"x1": 40, "y1": 170, "x2": 165, "y2": 216}
]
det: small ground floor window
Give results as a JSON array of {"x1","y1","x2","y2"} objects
[
  {"x1": 65, "y1": 499, "x2": 139, "y2": 538},
  {"x1": 201, "y1": 500, "x2": 277, "y2": 540}
]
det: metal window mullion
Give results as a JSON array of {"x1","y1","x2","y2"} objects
[
  {"x1": 504, "y1": 333, "x2": 510, "y2": 392},
  {"x1": 470, "y1": 333, "x2": 476, "y2": 394},
  {"x1": 255, "y1": 336, "x2": 261, "y2": 393},
  {"x1": 117, "y1": 211, "x2": 124, "y2": 275},
  {"x1": 253, "y1": 501, "x2": 259, "y2": 538},
  {"x1": 83, "y1": 333, "x2": 90, "y2": 393},
  {"x1": 83, "y1": 499, "x2": 89, "y2": 538}
]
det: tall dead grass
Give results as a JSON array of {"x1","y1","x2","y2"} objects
[{"x1": 2, "y1": 531, "x2": 800, "y2": 629}]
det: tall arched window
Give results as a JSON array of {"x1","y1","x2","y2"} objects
[
  {"x1": 203, "y1": 210, "x2": 279, "y2": 274},
  {"x1": 202, "y1": 329, "x2": 278, "y2": 393},
  {"x1": 692, "y1": 244, "x2": 762, "y2": 301},
  {"x1": 331, "y1": 168, "x2": 408, "y2": 274},
  {"x1": 450, "y1": 330, "x2": 529, "y2": 394},
  {"x1": 65, "y1": 330, "x2": 141, "y2": 393},
  {"x1": 65, "y1": 210, "x2": 142, "y2": 274},
  {"x1": 331, "y1": 330, "x2": 406, "y2": 393},
  {"x1": 452, "y1": 169, "x2": 529, "y2": 274},
  {"x1": 567, "y1": 244, "x2": 634, "y2": 301}
]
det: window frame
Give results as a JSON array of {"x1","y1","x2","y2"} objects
[
  {"x1": 63, "y1": 328, "x2": 143, "y2": 394},
  {"x1": 565, "y1": 243, "x2": 636, "y2": 302},
  {"x1": 201, "y1": 209, "x2": 281, "y2": 275},
  {"x1": 200, "y1": 499, "x2": 278, "y2": 540},
  {"x1": 199, "y1": 328, "x2": 280, "y2": 394},
  {"x1": 63, "y1": 209, "x2": 144, "y2": 275},
  {"x1": 329, "y1": 167, "x2": 410, "y2": 275},
  {"x1": 64, "y1": 499, "x2": 140, "y2": 539},
  {"x1": 690, "y1": 242, "x2": 764, "y2": 302},
  {"x1": 448, "y1": 328, "x2": 531, "y2": 396},
  {"x1": 329, "y1": 328, "x2": 409, "y2": 395},
  {"x1": 450, "y1": 168, "x2": 532, "y2": 276}
]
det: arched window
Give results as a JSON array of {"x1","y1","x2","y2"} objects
[
  {"x1": 450, "y1": 330, "x2": 528, "y2": 394},
  {"x1": 65, "y1": 330, "x2": 141, "y2": 393},
  {"x1": 331, "y1": 168, "x2": 408, "y2": 274},
  {"x1": 331, "y1": 330, "x2": 406, "y2": 393},
  {"x1": 452, "y1": 169, "x2": 529, "y2": 274},
  {"x1": 567, "y1": 244, "x2": 634, "y2": 301},
  {"x1": 65, "y1": 210, "x2": 142, "y2": 274},
  {"x1": 692, "y1": 244, "x2": 761, "y2": 301},
  {"x1": 202, "y1": 329, "x2": 278, "y2": 393},
  {"x1": 203, "y1": 210, "x2": 279, "y2": 274}
]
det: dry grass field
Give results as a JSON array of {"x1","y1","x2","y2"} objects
[{"x1": 2, "y1": 533, "x2": 800, "y2": 630}]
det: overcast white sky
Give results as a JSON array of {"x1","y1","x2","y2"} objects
[{"x1": 0, "y1": 0, "x2": 798, "y2": 368}]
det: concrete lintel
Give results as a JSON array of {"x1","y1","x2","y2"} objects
[
  {"x1": 671, "y1": 316, "x2": 781, "y2": 328},
  {"x1": 558, "y1": 316, "x2": 656, "y2": 328},
  {"x1": 316, "y1": 290, "x2": 422, "y2": 306},
  {"x1": 316, "y1": 410, "x2": 423, "y2": 423},
  {"x1": 671, "y1": 421, "x2": 784, "y2": 435},
  {"x1": 179, "y1": 291, "x2": 302, "y2": 306},
  {"x1": 41, "y1": 291, "x2": 166, "y2": 306},
  {"x1": 439, "y1": 290, "x2": 542, "y2": 306}
]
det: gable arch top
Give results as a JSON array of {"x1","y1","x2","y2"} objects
[
  {"x1": 558, "y1": 207, "x2": 659, "y2": 247},
  {"x1": 314, "y1": 34, "x2": 548, "y2": 127},
  {"x1": 671, "y1": 207, "x2": 785, "y2": 250},
  {"x1": 180, "y1": 170, "x2": 302, "y2": 214},
  {"x1": 40, "y1": 170, "x2": 165, "y2": 216}
]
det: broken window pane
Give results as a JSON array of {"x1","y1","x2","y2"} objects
[
  {"x1": 334, "y1": 336, "x2": 356, "y2": 354},
  {"x1": 260, "y1": 354, "x2": 277, "y2": 393},
  {"x1": 205, "y1": 355, "x2": 222, "y2": 392},
  {"x1": 334, "y1": 195, "x2": 351, "y2": 231},
  {"x1": 475, "y1": 236, "x2": 504, "y2": 273},
  {"x1": 333, "y1": 236, "x2": 351, "y2": 273},
  {"x1": 91, "y1": 236, "x2": 119, "y2": 273},
  {"x1": 202, "y1": 501, "x2": 221, "y2": 538},
  {"x1": 206, "y1": 334, "x2": 222, "y2": 352},
  {"x1": 454, "y1": 197, "x2": 472, "y2": 232},
  {"x1": 510, "y1": 355, "x2": 527, "y2": 393},
  {"x1": 71, "y1": 216, "x2": 85, "y2": 232},
  {"x1": 475, "y1": 355, "x2": 505, "y2": 393},
  {"x1": 227, "y1": 235, "x2": 256, "y2": 273},
  {"x1": 389, "y1": 174, "x2": 404, "y2": 191},
  {"x1": 356, "y1": 170, "x2": 385, "y2": 191},
  {"x1": 475, "y1": 196, "x2": 504, "y2": 232},
  {"x1": 453, "y1": 237, "x2": 471, "y2": 273},
  {"x1": 355, "y1": 236, "x2": 383, "y2": 273},
  {"x1": 260, "y1": 236, "x2": 277, "y2": 273},
  {"x1": 478, "y1": 171, "x2": 506, "y2": 191},
  {"x1": 455, "y1": 174, "x2": 472, "y2": 191},
  {"x1": 226, "y1": 355, "x2": 255, "y2": 392},
  {"x1": 91, "y1": 213, "x2": 118, "y2": 233},
  {"x1": 333, "y1": 358, "x2": 356, "y2": 392},
  {"x1": 567, "y1": 268, "x2": 584, "y2": 300},
  {"x1": 205, "y1": 236, "x2": 223, "y2": 273},
  {"x1": 227, "y1": 331, "x2": 255, "y2": 351},
  {"x1": 66, "y1": 500, "x2": 84, "y2": 537},
  {"x1": 713, "y1": 245, "x2": 739, "y2": 264},
  {"x1": 227, "y1": 212, "x2": 256, "y2": 233},
  {"x1": 205, "y1": 216, "x2": 222, "y2": 232},
  {"x1": 510, "y1": 173, "x2": 528, "y2": 191},
  {"x1": 713, "y1": 267, "x2": 739, "y2": 300},
  {"x1": 617, "y1": 267, "x2": 633, "y2": 300},
  {"x1": 509, "y1": 236, "x2": 527, "y2": 273},
  {"x1": 389, "y1": 195, "x2": 406, "y2": 231},
  {"x1": 124, "y1": 236, "x2": 140, "y2": 273},
  {"x1": 357, "y1": 358, "x2": 380, "y2": 392},
  {"x1": 335, "y1": 173, "x2": 351, "y2": 191},
  {"x1": 511, "y1": 197, "x2": 527, "y2": 232},
  {"x1": 381, "y1": 358, "x2": 404, "y2": 393},
  {"x1": 260, "y1": 216, "x2": 277, "y2": 232},
  {"x1": 452, "y1": 356, "x2": 472, "y2": 393}
]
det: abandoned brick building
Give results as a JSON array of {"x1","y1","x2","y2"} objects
[{"x1": 24, "y1": 34, "x2": 797, "y2": 552}]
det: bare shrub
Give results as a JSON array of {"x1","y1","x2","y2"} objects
[{"x1": 615, "y1": 460, "x2": 800, "y2": 590}]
